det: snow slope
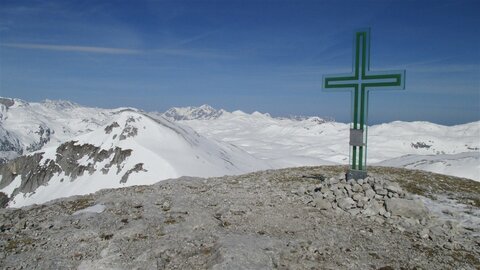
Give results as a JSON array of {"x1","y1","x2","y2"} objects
[
  {"x1": 375, "y1": 152, "x2": 480, "y2": 181},
  {"x1": 172, "y1": 109, "x2": 479, "y2": 180},
  {"x1": 1, "y1": 111, "x2": 270, "y2": 207}
]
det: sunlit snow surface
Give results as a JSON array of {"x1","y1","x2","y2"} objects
[
  {"x1": 179, "y1": 111, "x2": 480, "y2": 180},
  {"x1": 376, "y1": 152, "x2": 480, "y2": 181}
]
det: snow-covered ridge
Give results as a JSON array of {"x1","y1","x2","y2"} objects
[
  {"x1": 0, "y1": 97, "x2": 115, "y2": 161},
  {"x1": 0, "y1": 110, "x2": 270, "y2": 207},
  {"x1": 162, "y1": 104, "x2": 226, "y2": 121}
]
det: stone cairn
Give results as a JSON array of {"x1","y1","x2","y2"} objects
[{"x1": 293, "y1": 175, "x2": 428, "y2": 226}]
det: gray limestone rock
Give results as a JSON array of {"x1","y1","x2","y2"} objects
[
  {"x1": 385, "y1": 183, "x2": 403, "y2": 194},
  {"x1": 385, "y1": 198, "x2": 428, "y2": 220},
  {"x1": 337, "y1": 197, "x2": 356, "y2": 210},
  {"x1": 362, "y1": 200, "x2": 383, "y2": 217},
  {"x1": 352, "y1": 193, "x2": 362, "y2": 202},
  {"x1": 352, "y1": 184, "x2": 363, "y2": 192},
  {"x1": 313, "y1": 198, "x2": 331, "y2": 210},
  {"x1": 365, "y1": 189, "x2": 376, "y2": 199},
  {"x1": 376, "y1": 189, "x2": 388, "y2": 196},
  {"x1": 328, "y1": 177, "x2": 339, "y2": 185},
  {"x1": 333, "y1": 188, "x2": 344, "y2": 198}
]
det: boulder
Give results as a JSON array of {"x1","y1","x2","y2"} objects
[
  {"x1": 376, "y1": 189, "x2": 388, "y2": 196},
  {"x1": 313, "y1": 198, "x2": 331, "y2": 210},
  {"x1": 385, "y1": 183, "x2": 403, "y2": 194},
  {"x1": 337, "y1": 197, "x2": 356, "y2": 210},
  {"x1": 362, "y1": 183, "x2": 371, "y2": 191},
  {"x1": 333, "y1": 189, "x2": 344, "y2": 198},
  {"x1": 365, "y1": 189, "x2": 376, "y2": 199},
  {"x1": 385, "y1": 198, "x2": 428, "y2": 220},
  {"x1": 352, "y1": 193, "x2": 362, "y2": 202},
  {"x1": 362, "y1": 200, "x2": 383, "y2": 217},
  {"x1": 328, "y1": 177, "x2": 339, "y2": 185},
  {"x1": 352, "y1": 184, "x2": 363, "y2": 192}
]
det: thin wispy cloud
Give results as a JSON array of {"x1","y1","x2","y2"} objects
[
  {"x1": 2, "y1": 42, "x2": 231, "y2": 59},
  {"x1": 153, "y1": 48, "x2": 233, "y2": 59},
  {"x1": 2, "y1": 43, "x2": 141, "y2": 54}
]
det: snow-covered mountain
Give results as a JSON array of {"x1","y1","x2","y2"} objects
[
  {"x1": 0, "y1": 97, "x2": 128, "y2": 163},
  {"x1": 161, "y1": 104, "x2": 225, "y2": 121},
  {"x1": 0, "y1": 110, "x2": 269, "y2": 207}
]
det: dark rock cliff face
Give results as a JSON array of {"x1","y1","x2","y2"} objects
[
  {"x1": 0, "y1": 129, "x2": 23, "y2": 158},
  {"x1": 119, "y1": 117, "x2": 138, "y2": 140},
  {"x1": 25, "y1": 126, "x2": 53, "y2": 152},
  {"x1": 0, "y1": 98, "x2": 15, "y2": 110},
  {"x1": 104, "y1": 122, "x2": 120, "y2": 134},
  {"x1": 0, "y1": 140, "x2": 140, "y2": 202},
  {"x1": 0, "y1": 153, "x2": 51, "y2": 193},
  {"x1": 0, "y1": 192, "x2": 8, "y2": 208}
]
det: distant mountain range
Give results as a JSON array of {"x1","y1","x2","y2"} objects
[
  {"x1": 161, "y1": 104, "x2": 225, "y2": 121},
  {"x1": 0, "y1": 97, "x2": 478, "y2": 207}
]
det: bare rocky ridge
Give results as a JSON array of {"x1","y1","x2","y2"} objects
[{"x1": 0, "y1": 166, "x2": 478, "y2": 269}]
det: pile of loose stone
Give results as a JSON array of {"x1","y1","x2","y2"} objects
[
  {"x1": 289, "y1": 173, "x2": 479, "y2": 254},
  {"x1": 294, "y1": 174, "x2": 429, "y2": 225}
]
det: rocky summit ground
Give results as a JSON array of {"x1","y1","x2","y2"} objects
[{"x1": 0, "y1": 166, "x2": 479, "y2": 269}]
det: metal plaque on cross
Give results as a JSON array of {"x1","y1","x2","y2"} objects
[{"x1": 322, "y1": 28, "x2": 406, "y2": 180}]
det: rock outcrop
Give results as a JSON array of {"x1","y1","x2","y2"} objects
[{"x1": 0, "y1": 141, "x2": 135, "y2": 201}]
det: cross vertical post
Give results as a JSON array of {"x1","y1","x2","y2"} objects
[{"x1": 322, "y1": 28, "x2": 405, "y2": 180}]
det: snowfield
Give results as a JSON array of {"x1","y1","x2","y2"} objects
[
  {"x1": 177, "y1": 110, "x2": 479, "y2": 180},
  {"x1": 376, "y1": 152, "x2": 480, "y2": 181}
]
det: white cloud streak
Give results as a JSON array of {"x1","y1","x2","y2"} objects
[
  {"x1": 153, "y1": 48, "x2": 232, "y2": 59},
  {"x1": 2, "y1": 42, "x2": 232, "y2": 59},
  {"x1": 2, "y1": 43, "x2": 141, "y2": 54}
]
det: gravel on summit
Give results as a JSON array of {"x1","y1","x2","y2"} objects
[{"x1": 0, "y1": 166, "x2": 479, "y2": 269}]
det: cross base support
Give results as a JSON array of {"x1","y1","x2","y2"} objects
[{"x1": 346, "y1": 169, "x2": 367, "y2": 181}]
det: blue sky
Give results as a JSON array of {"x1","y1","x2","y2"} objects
[{"x1": 0, "y1": 0, "x2": 479, "y2": 125}]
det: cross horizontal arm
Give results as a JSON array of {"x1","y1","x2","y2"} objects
[
  {"x1": 362, "y1": 72, "x2": 404, "y2": 88},
  {"x1": 323, "y1": 75, "x2": 357, "y2": 89},
  {"x1": 323, "y1": 71, "x2": 405, "y2": 90}
]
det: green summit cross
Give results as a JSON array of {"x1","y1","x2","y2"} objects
[{"x1": 322, "y1": 28, "x2": 405, "y2": 180}]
